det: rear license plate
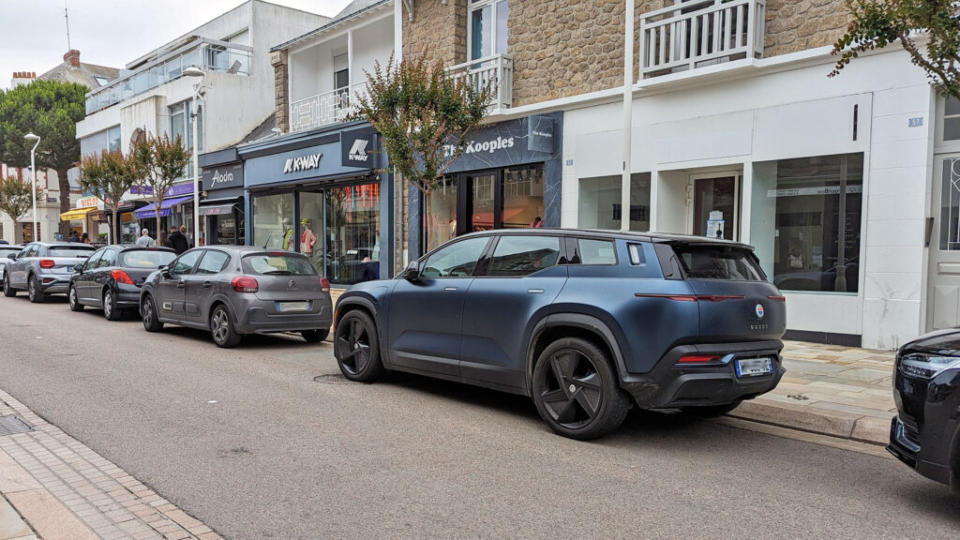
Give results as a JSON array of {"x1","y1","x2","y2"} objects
[
  {"x1": 735, "y1": 357, "x2": 773, "y2": 378},
  {"x1": 277, "y1": 301, "x2": 310, "y2": 313}
]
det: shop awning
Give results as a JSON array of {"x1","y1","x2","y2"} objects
[
  {"x1": 60, "y1": 207, "x2": 96, "y2": 222},
  {"x1": 135, "y1": 196, "x2": 193, "y2": 219},
  {"x1": 199, "y1": 203, "x2": 236, "y2": 216}
]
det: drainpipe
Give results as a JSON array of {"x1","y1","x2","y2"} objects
[{"x1": 621, "y1": 0, "x2": 634, "y2": 232}]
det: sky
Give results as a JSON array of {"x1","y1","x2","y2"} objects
[{"x1": 0, "y1": 0, "x2": 354, "y2": 90}]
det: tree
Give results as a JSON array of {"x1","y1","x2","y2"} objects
[
  {"x1": 0, "y1": 80, "x2": 87, "y2": 236},
  {"x1": 130, "y1": 133, "x2": 191, "y2": 237},
  {"x1": 353, "y1": 55, "x2": 491, "y2": 194},
  {"x1": 78, "y1": 150, "x2": 138, "y2": 244},
  {"x1": 0, "y1": 175, "x2": 40, "y2": 241},
  {"x1": 831, "y1": 1, "x2": 960, "y2": 98}
]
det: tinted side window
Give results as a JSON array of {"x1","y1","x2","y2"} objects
[
  {"x1": 487, "y1": 236, "x2": 561, "y2": 277},
  {"x1": 22, "y1": 245, "x2": 38, "y2": 258},
  {"x1": 421, "y1": 237, "x2": 490, "y2": 278},
  {"x1": 196, "y1": 251, "x2": 230, "y2": 275},
  {"x1": 98, "y1": 249, "x2": 118, "y2": 268},
  {"x1": 578, "y1": 239, "x2": 617, "y2": 265},
  {"x1": 171, "y1": 250, "x2": 203, "y2": 275}
]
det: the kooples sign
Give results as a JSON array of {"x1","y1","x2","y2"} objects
[
  {"x1": 201, "y1": 163, "x2": 243, "y2": 191},
  {"x1": 283, "y1": 152, "x2": 323, "y2": 174},
  {"x1": 443, "y1": 135, "x2": 516, "y2": 158}
]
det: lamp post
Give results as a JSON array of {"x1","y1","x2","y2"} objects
[
  {"x1": 24, "y1": 133, "x2": 40, "y2": 241},
  {"x1": 183, "y1": 66, "x2": 205, "y2": 246}
]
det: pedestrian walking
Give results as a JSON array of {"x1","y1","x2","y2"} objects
[
  {"x1": 166, "y1": 226, "x2": 188, "y2": 254},
  {"x1": 81, "y1": 232, "x2": 90, "y2": 244},
  {"x1": 68, "y1": 231, "x2": 80, "y2": 243},
  {"x1": 135, "y1": 228, "x2": 156, "y2": 247}
]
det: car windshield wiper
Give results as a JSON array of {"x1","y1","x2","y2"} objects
[{"x1": 262, "y1": 270, "x2": 293, "y2": 275}]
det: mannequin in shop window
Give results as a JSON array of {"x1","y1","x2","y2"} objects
[
  {"x1": 300, "y1": 219, "x2": 317, "y2": 256},
  {"x1": 282, "y1": 219, "x2": 294, "y2": 251}
]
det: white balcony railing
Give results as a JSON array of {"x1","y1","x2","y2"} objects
[
  {"x1": 640, "y1": 0, "x2": 765, "y2": 78},
  {"x1": 289, "y1": 82, "x2": 368, "y2": 133},
  {"x1": 447, "y1": 54, "x2": 513, "y2": 113}
]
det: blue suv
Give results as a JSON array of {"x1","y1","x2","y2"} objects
[{"x1": 334, "y1": 229, "x2": 786, "y2": 439}]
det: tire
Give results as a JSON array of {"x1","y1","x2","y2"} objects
[
  {"x1": 334, "y1": 310, "x2": 383, "y2": 382},
  {"x1": 141, "y1": 295, "x2": 163, "y2": 332},
  {"x1": 103, "y1": 289, "x2": 121, "y2": 321},
  {"x1": 68, "y1": 284, "x2": 83, "y2": 312},
  {"x1": 301, "y1": 329, "x2": 329, "y2": 343},
  {"x1": 681, "y1": 400, "x2": 743, "y2": 418},
  {"x1": 531, "y1": 337, "x2": 631, "y2": 440},
  {"x1": 4, "y1": 278, "x2": 17, "y2": 297},
  {"x1": 210, "y1": 304, "x2": 241, "y2": 348},
  {"x1": 27, "y1": 275, "x2": 44, "y2": 303}
]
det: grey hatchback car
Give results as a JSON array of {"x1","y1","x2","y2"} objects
[{"x1": 139, "y1": 246, "x2": 333, "y2": 348}]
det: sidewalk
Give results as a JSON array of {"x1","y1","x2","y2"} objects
[
  {"x1": 728, "y1": 340, "x2": 896, "y2": 445},
  {"x1": 0, "y1": 390, "x2": 219, "y2": 540}
]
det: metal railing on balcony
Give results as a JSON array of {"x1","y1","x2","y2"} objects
[
  {"x1": 640, "y1": 0, "x2": 765, "y2": 78},
  {"x1": 85, "y1": 38, "x2": 253, "y2": 114},
  {"x1": 447, "y1": 54, "x2": 514, "y2": 113},
  {"x1": 289, "y1": 82, "x2": 368, "y2": 133}
]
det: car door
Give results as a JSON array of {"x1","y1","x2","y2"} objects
[
  {"x1": 459, "y1": 234, "x2": 569, "y2": 390},
  {"x1": 182, "y1": 249, "x2": 230, "y2": 325},
  {"x1": 386, "y1": 236, "x2": 492, "y2": 377},
  {"x1": 155, "y1": 249, "x2": 203, "y2": 321},
  {"x1": 92, "y1": 248, "x2": 119, "y2": 305},
  {"x1": 75, "y1": 248, "x2": 104, "y2": 302},
  {"x1": 10, "y1": 244, "x2": 37, "y2": 287}
]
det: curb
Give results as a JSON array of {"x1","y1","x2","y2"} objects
[{"x1": 728, "y1": 398, "x2": 893, "y2": 445}]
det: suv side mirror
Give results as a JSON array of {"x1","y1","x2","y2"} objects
[
  {"x1": 74, "y1": 263, "x2": 84, "y2": 273},
  {"x1": 6, "y1": 253, "x2": 15, "y2": 261},
  {"x1": 160, "y1": 265, "x2": 171, "y2": 279},
  {"x1": 403, "y1": 260, "x2": 420, "y2": 282}
]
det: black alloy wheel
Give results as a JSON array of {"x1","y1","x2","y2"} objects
[
  {"x1": 210, "y1": 305, "x2": 241, "y2": 348},
  {"x1": 27, "y1": 275, "x2": 43, "y2": 303},
  {"x1": 68, "y1": 284, "x2": 83, "y2": 311},
  {"x1": 141, "y1": 295, "x2": 163, "y2": 332},
  {"x1": 103, "y1": 289, "x2": 121, "y2": 321},
  {"x1": 532, "y1": 338, "x2": 630, "y2": 440},
  {"x1": 4, "y1": 277, "x2": 17, "y2": 297},
  {"x1": 301, "y1": 329, "x2": 329, "y2": 343},
  {"x1": 334, "y1": 310, "x2": 383, "y2": 382}
]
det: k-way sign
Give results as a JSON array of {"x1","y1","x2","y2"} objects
[{"x1": 341, "y1": 128, "x2": 376, "y2": 169}]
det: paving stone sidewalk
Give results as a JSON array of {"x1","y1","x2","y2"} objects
[
  {"x1": 0, "y1": 389, "x2": 220, "y2": 540},
  {"x1": 729, "y1": 340, "x2": 896, "y2": 444}
]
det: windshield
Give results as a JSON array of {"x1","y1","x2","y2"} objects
[
  {"x1": 120, "y1": 249, "x2": 177, "y2": 269},
  {"x1": 242, "y1": 254, "x2": 317, "y2": 276},
  {"x1": 671, "y1": 244, "x2": 766, "y2": 281},
  {"x1": 47, "y1": 246, "x2": 96, "y2": 258}
]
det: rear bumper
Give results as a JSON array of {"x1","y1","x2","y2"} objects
[
  {"x1": 115, "y1": 284, "x2": 143, "y2": 308},
  {"x1": 39, "y1": 275, "x2": 71, "y2": 294},
  {"x1": 236, "y1": 305, "x2": 332, "y2": 334},
  {"x1": 621, "y1": 340, "x2": 784, "y2": 408}
]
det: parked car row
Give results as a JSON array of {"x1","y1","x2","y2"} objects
[{"x1": 3, "y1": 242, "x2": 333, "y2": 348}]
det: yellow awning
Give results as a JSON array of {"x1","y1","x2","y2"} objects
[{"x1": 60, "y1": 207, "x2": 96, "y2": 222}]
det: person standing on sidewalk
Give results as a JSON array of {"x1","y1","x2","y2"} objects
[
  {"x1": 135, "y1": 228, "x2": 156, "y2": 247},
  {"x1": 166, "y1": 226, "x2": 188, "y2": 254}
]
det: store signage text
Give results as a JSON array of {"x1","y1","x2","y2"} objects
[
  {"x1": 211, "y1": 170, "x2": 235, "y2": 187},
  {"x1": 443, "y1": 136, "x2": 515, "y2": 158},
  {"x1": 283, "y1": 152, "x2": 323, "y2": 174}
]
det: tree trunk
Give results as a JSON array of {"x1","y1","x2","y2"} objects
[
  {"x1": 155, "y1": 196, "x2": 163, "y2": 245},
  {"x1": 112, "y1": 207, "x2": 119, "y2": 245},
  {"x1": 57, "y1": 167, "x2": 72, "y2": 237}
]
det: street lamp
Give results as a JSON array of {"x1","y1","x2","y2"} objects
[
  {"x1": 24, "y1": 133, "x2": 40, "y2": 241},
  {"x1": 183, "y1": 66, "x2": 205, "y2": 246}
]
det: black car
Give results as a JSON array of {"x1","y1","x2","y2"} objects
[
  {"x1": 888, "y1": 329, "x2": 960, "y2": 493},
  {"x1": 68, "y1": 245, "x2": 177, "y2": 320}
]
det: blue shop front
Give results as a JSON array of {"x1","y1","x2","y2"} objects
[
  {"x1": 239, "y1": 121, "x2": 393, "y2": 287},
  {"x1": 408, "y1": 112, "x2": 563, "y2": 255}
]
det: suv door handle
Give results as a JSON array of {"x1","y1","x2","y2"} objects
[
  {"x1": 201, "y1": 281, "x2": 213, "y2": 288},
  {"x1": 443, "y1": 287, "x2": 458, "y2": 291},
  {"x1": 177, "y1": 280, "x2": 185, "y2": 288}
]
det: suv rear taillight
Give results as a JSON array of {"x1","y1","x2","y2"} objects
[
  {"x1": 320, "y1": 277, "x2": 331, "y2": 293},
  {"x1": 634, "y1": 293, "x2": 744, "y2": 302},
  {"x1": 677, "y1": 355, "x2": 720, "y2": 363},
  {"x1": 111, "y1": 269, "x2": 134, "y2": 285},
  {"x1": 39, "y1": 259, "x2": 55, "y2": 269},
  {"x1": 231, "y1": 276, "x2": 259, "y2": 293}
]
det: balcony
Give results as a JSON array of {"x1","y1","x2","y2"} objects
[
  {"x1": 289, "y1": 82, "x2": 368, "y2": 133},
  {"x1": 85, "y1": 38, "x2": 253, "y2": 114},
  {"x1": 640, "y1": 0, "x2": 765, "y2": 79},
  {"x1": 447, "y1": 54, "x2": 514, "y2": 113}
]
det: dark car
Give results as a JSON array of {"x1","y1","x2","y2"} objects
[
  {"x1": 68, "y1": 245, "x2": 177, "y2": 320},
  {"x1": 3, "y1": 242, "x2": 97, "y2": 302},
  {"x1": 0, "y1": 244, "x2": 22, "y2": 285},
  {"x1": 139, "y1": 246, "x2": 334, "y2": 348},
  {"x1": 888, "y1": 329, "x2": 960, "y2": 493},
  {"x1": 333, "y1": 229, "x2": 787, "y2": 439}
]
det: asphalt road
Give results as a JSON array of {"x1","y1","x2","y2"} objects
[{"x1": 0, "y1": 294, "x2": 958, "y2": 539}]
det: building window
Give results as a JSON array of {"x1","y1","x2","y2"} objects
[
  {"x1": 578, "y1": 174, "x2": 651, "y2": 231},
  {"x1": 169, "y1": 100, "x2": 202, "y2": 177},
  {"x1": 751, "y1": 153, "x2": 863, "y2": 293},
  {"x1": 944, "y1": 97, "x2": 960, "y2": 141},
  {"x1": 108, "y1": 126, "x2": 121, "y2": 152},
  {"x1": 252, "y1": 193, "x2": 294, "y2": 249},
  {"x1": 469, "y1": 0, "x2": 508, "y2": 61}
]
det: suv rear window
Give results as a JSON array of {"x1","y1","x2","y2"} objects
[
  {"x1": 47, "y1": 246, "x2": 96, "y2": 257},
  {"x1": 242, "y1": 254, "x2": 317, "y2": 276},
  {"x1": 671, "y1": 244, "x2": 765, "y2": 281}
]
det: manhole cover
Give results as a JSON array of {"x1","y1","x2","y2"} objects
[
  {"x1": 313, "y1": 374, "x2": 347, "y2": 384},
  {"x1": 0, "y1": 415, "x2": 33, "y2": 436}
]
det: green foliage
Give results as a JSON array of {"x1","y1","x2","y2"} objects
[
  {"x1": 831, "y1": 1, "x2": 960, "y2": 98},
  {"x1": 130, "y1": 133, "x2": 191, "y2": 231},
  {"x1": 353, "y1": 55, "x2": 491, "y2": 194},
  {"x1": 0, "y1": 175, "x2": 40, "y2": 224},
  {"x1": 78, "y1": 150, "x2": 139, "y2": 242}
]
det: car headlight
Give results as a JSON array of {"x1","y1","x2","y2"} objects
[{"x1": 900, "y1": 353, "x2": 960, "y2": 380}]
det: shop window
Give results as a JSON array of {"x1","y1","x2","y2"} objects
[
  {"x1": 252, "y1": 193, "x2": 294, "y2": 250},
  {"x1": 325, "y1": 183, "x2": 380, "y2": 285},
  {"x1": 299, "y1": 192, "x2": 324, "y2": 273},
  {"x1": 750, "y1": 153, "x2": 863, "y2": 293},
  {"x1": 502, "y1": 165, "x2": 544, "y2": 229},
  {"x1": 578, "y1": 174, "x2": 651, "y2": 231},
  {"x1": 487, "y1": 235, "x2": 560, "y2": 277},
  {"x1": 424, "y1": 178, "x2": 458, "y2": 251}
]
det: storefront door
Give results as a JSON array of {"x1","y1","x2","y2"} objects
[
  {"x1": 927, "y1": 155, "x2": 960, "y2": 330},
  {"x1": 688, "y1": 174, "x2": 739, "y2": 240},
  {"x1": 466, "y1": 170, "x2": 498, "y2": 234}
]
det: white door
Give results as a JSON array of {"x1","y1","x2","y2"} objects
[{"x1": 928, "y1": 155, "x2": 960, "y2": 330}]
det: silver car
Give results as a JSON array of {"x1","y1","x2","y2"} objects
[
  {"x1": 0, "y1": 244, "x2": 22, "y2": 285},
  {"x1": 139, "y1": 246, "x2": 333, "y2": 348}
]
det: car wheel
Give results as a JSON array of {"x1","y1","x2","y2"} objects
[
  {"x1": 681, "y1": 400, "x2": 743, "y2": 418},
  {"x1": 334, "y1": 310, "x2": 383, "y2": 382},
  {"x1": 301, "y1": 329, "x2": 329, "y2": 343},
  {"x1": 27, "y1": 275, "x2": 44, "y2": 303},
  {"x1": 531, "y1": 337, "x2": 631, "y2": 440},
  {"x1": 4, "y1": 278, "x2": 17, "y2": 297},
  {"x1": 68, "y1": 285, "x2": 83, "y2": 312},
  {"x1": 210, "y1": 305, "x2": 241, "y2": 348},
  {"x1": 103, "y1": 289, "x2": 121, "y2": 321},
  {"x1": 141, "y1": 295, "x2": 163, "y2": 332}
]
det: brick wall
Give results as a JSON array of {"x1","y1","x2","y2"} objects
[
  {"x1": 271, "y1": 50, "x2": 290, "y2": 133},
  {"x1": 763, "y1": 0, "x2": 852, "y2": 58},
  {"x1": 402, "y1": 0, "x2": 467, "y2": 67}
]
